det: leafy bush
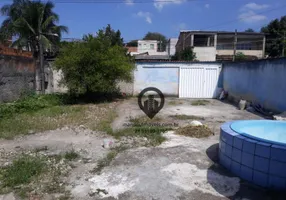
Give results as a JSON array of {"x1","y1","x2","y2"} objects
[
  {"x1": 235, "y1": 52, "x2": 248, "y2": 61},
  {"x1": 55, "y1": 25, "x2": 135, "y2": 96},
  {"x1": 172, "y1": 47, "x2": 196, "y2": 61}
]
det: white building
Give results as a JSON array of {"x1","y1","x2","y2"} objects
[
  {"x1": 176, "y1": 30, "x2": 266, "y2": 61},
  {"x1": 166, "y1": 38, "x2": 178, "y2": 56},
  {"x1": 137, "y1": 40, "x2": 158, "y2": 54}
]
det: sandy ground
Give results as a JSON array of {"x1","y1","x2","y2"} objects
[{"x1": 1, "y1": 98, "x2": 285, "y2": 200}]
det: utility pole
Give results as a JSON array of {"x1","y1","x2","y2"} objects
[
  {"x1": 38, "y1": 35, "x2": 45, "y2": 94},
  {"x1": 233, "y1": 29, "x2": 237, "y2": 62},
  {"x1": 282, "y1": 31, "x2": 285, "y2": 57}
]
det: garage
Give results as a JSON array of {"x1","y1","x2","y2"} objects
[
  {"x1": 179, "y1": 64, "x2": 222, "y2": 98},
  {"x1": 134, "y1": 62, "x2": 222, "y2": 98}
]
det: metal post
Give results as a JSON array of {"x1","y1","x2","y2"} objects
[
  {"x1": 262, "y1": 35, "x2": 266, "y2": 58},
  {"x1": 233, "y1": 29, "x2": 237, "y2": 62}
]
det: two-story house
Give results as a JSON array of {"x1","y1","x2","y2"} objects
[{"x1": 176, "y1": 30, "x2": 266, "y2": 61}]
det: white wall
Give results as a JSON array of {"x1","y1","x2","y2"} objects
[
  {"x1": 223, "y1": 58, "x2": 286, "y2": 112},
  {"x1": 52, "y1": 69, "x2": 68, "y2": 93},
  {"x1": 134, "y1": 63, "x2": 179, "y2": 96},
  {"x1": 167, "y1": 38, "x2": 178, "y2": 56},
  {"x1": 217, "y1": 50, "x2": 263, "y2": 58},
  {"x1": 193, "y1": 47, "x2": 216, "y2": 61},
  {"x1": 138, "y1": 40, "x2": 158, "y2": 54}
]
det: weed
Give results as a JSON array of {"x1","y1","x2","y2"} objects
[
  {"x1": 0, "y1": 105, "x2": 86, "y2": 139},
  {"x1": 168, "y1": 100, "x2": 183, "y2": 105},
  {"x1": 176, "y1": 125, "x2": 214, "y2": 138},
  {"x1": 0, "y1": 94, "x2": 66, "y2": 119},
  {"x1": 129, "y1": 115, "x2": 162, "y2": 126},
  {"x1": 64, "y1": 150, "x2": 79, "y2": 161},
  {"x1": 169, "y1": 114, "x2": 205, "y2": 120},
  {"x1": 96, "y1": 111, "x2": 118, "y2": 135},
  {"x1": 92, "y1": 145, "x2": 127, "y2": 174},
  {"x1": 1, "y1": 155, "x2": 45, "y2": 187},
  {"x1": 92, "y1": 151, "x2": 118, "y2": 174},
  {"x1": 191, "y1": 100, "x2": 210, "y2": 106}
]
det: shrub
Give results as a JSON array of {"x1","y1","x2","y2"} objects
[{"x1": 55, "y1": 25, "x2": 135, "y2": 96}]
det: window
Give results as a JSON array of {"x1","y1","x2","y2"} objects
[
  {"x1": 150, "y1": 44, "x2": 154, "y2": 50},
  {"x1": 237, "y1": 43, "x2": 252, "y2": 50}
]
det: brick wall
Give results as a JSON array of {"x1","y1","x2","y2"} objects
[{"x1": 0, "y1": 55, "x2": 36, "y2": 102}]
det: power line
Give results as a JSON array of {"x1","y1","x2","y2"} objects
[{"x1": 31, "y1": 0, "x2": 246, "y2": 4}]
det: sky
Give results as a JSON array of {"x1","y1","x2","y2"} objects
[{"x1": 0, "y1": 0, "x2": 285, "y2": 43}]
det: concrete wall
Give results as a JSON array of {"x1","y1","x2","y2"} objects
[
  {"x1": 134, "y1": 63, "x2": 179, "y2": 96},
  {"x1": 0, "y1": 55, "x2": 35, "y2": 102},
  {"x1": 138, "y1": 40, "x2": 158, "y2": 54},
  {"x1": 217, "y1": 50, "x2": 263, "y2": 58},
  {"x1": 194, "y1": 47, "x2": 216, "y2": 61},
  {"x1": 223, "y1": 58, "x2": 286, "y2": 112},
  {"x1": 167, "y1": 38, "x2": 178, "y2": 56}
]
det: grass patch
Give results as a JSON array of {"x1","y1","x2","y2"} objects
[
  {"x1": 114, "y1": 127, "x2": 168, "y2": 146},
  {"x1": 0, "y1": 93, "x2": 120, "y2": 139},
  {"x1": 176, "y1": 125, "x2": 214, "y2": 138},
  {"x1": 168, "y1": 100, "x2": 183, "y2": 106},
  {"x1": 0, "y1": 154, "x2": 71, "y2": 198},
  {"x1": 191, "y1": 100, "x2": 210, "y2": 106},
  {"x1": 0, "y1": 94, "x2": 67, "y2": 119},
  {"x1": 0, "y1": 155, "x2": 45, "y2": 187},
  {"x1": 0, "y1": 105, "x2": 87, "y2": 139},
  {"x1": 112, "y1": 116, "x2": 172, "y2": 146},
  {"x1": 96, "y1": 110, "x2": 118, "y2": 134},
  {"x1": 129, "y1": 115, "x2": 162, "y2": 125},
  {"x1": 64, "y1": 150, "x2": 79, "y2": 161},
  {"x1": 169, "y1": 114, "x2": 204, "y2": 120}
]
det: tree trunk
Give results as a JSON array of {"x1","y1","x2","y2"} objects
[{"x1": 39, "y1": 37, "x2": 45, "y2": 94}]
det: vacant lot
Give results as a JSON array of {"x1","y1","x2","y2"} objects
[{"x1": 1, "y1": 97, "x2": 285, "y2": 200}]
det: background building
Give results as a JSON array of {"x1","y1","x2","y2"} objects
[{"x1": 176, "y1": 30, "x2": 266, "y2": 61}]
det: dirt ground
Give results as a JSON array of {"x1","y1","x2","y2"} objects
[{"x1": 1, "y1": 98, "x2": 285, "y2": 200}]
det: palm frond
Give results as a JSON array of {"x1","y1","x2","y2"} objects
[
  {"x1": 11, "y1": 36, "x2": 28, "y2": 49},
  {"x1": 40, "y1": 34, "x2": 52, "y2": 49},
  {"x1": 42, "y1": 15, "x2": 57, "y2": 30}
]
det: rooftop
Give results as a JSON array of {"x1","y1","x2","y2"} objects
[{"x1": 180, "y1": 30, "x2": 265, "y2": 35}]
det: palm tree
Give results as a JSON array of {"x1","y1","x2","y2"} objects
[{"x1": 0, "y1": 0, "x2": 68, "y2": 94}]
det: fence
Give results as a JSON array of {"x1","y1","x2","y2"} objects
[{"x1": 223, "y1": 57, "x2": 286, "y2": 112}]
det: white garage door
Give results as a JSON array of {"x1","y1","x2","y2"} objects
[{"x1": 179, "y1": 64, "x2": 221, "y2": 98}]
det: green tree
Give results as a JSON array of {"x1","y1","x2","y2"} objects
[
  {"x1": 245, "y1": 28, "x2": 255, "y2": 32},
  {"x1": 55, "y1": 25, "x2": 134, "y2": 96},
  {"x1": 261, "y1": 16, "x2": 286, "y2": 57},
  {"x1": 172, "y1": 47, "x2": 196, "y2": 61},
  {"x1": 126, "y1": 40, "x2": 138, "y2": 47},
  {"x1": 143, "y1": 32, "x2": 167, "y2": 52},
  {"x1": 0, "y1": 0, "x2": 68, "y2": 93}
]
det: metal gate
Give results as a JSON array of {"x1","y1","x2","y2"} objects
[{"x1": 179, "y1": 64, "x2": 221, "y2": 98}]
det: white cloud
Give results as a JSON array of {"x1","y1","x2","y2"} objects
[
  {"x1": 137, "y1": 11, "x2": 152, "y2": 24},
  {"x1": 178, "y1": 23, "x2": 187, "y2": 30},
  {"x1": 173, "y1": 22, "x2": 188, "y2": 32},
  {"x1": 154, "y1": 0, "x2": 186, "y2": 11},
  {"x1": 238, "y1": 2, "x2": 269, "y2": 24},
  {"x1": 205, "y1": 4, "x2": 210, "y2": 9},
  {"x1": 242, "y1": 2, "x2": 269, "y2": 10},
  {"x1": 238, "y1": 10, "x2": 267, "y2": 23},
  {"x1": 125, "y1": 0, "x2": 134, "y2": 6}
]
